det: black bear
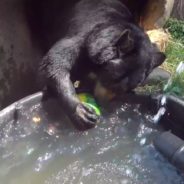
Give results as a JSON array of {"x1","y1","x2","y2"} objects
[{"x1": 40, "y1": 0, "x2": 165, "y2": 130}]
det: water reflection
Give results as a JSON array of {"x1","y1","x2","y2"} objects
[{"x1": 0, "y1": 99, "x2": 183, "y2": 184}]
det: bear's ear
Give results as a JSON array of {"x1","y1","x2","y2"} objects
[
  {"x1": 152, "y1": 52, "x2": 166, "y2": 68},
  {"x1": 116, "y1": 29, "x2": 134, "y2": 53}
]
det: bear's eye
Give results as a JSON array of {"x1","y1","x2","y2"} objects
[
  {"x1": 118, "y1": 46, "x2": 136, "y2": 59},
  {"x1": 113, "y1": 72, "x2": 128, "y2": 83},
  {"x1": 117, "y1": 48, "x2": 125, "y2": 58},
  {"x1": 100, "y1": 47, "x2": 119, "y2": 63},
  {"x1": 113, "y1": 64, "x2": 137, "y2": 83}
]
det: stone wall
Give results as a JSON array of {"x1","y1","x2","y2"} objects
[{"x1": 0, "y1": 0, "x2": 43, "y2": 108}]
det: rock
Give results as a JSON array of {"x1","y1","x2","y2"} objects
[{"x1": 144, "y1": 68, "x2": 171, "y2": 85}]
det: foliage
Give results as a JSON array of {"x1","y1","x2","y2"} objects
[
  {"x1": 164, "y1": 71, "x2": 184, "y2": 96},
  {"x1": 164, "y1": 18, "x2": 184, "y2": 44}
]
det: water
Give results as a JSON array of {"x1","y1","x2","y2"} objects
[
  {"x1": 0, "y1": 99, "x2": 183, "y2": 184},
  {"x1": 152, "y1": 96, "x2": 167, "y2": 124}
]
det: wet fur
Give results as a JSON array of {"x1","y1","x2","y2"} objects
[{"x1": 40, "y1": 0, "x2": 165, "y2": 130}]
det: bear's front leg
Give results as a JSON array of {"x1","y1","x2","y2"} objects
[{"x1": 40, "y1": 38, "x2": 99, "y2": 130}]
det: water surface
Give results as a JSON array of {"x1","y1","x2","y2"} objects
[{"x1": 0, "y1": 99, "x2": 183, "y2": 184}]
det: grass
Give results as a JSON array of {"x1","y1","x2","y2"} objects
[
  {"x1": 164, "y1": 71, "x2": 184, "y2": 96},
  {"x1": 163, "y1": 40, "x2": 184, "y2": 74},
  {"x1": 137, "y1": 18, "x2": 184, "y2": 95},
  {"x1": 164, "y1": 18, "x2": 184, "y2": 45},
  {"x1": 162, "y1": 18, "x2": 184, "y2": 74}
]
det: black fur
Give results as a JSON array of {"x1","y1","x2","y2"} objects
[{"x1": 40, "y1": 0, "x2": 165, "y2": 130}]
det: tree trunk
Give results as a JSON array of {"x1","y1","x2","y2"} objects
[
  {"x1": 141, "y1": 0, "x2": 174, "y2": 30},
  {"x1": 172, "y1": 0, "x2": 184, "y2": 20}
]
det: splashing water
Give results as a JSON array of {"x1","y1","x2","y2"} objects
[
  {"x1": 152, "y1": 96, "x2": 167, "y2": 124},
  {"x1": 0, "y1": 99, "x2": 183, "y2": 184}
]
